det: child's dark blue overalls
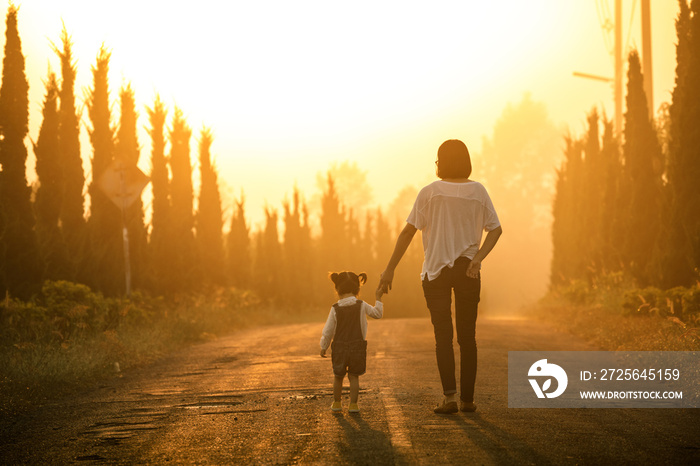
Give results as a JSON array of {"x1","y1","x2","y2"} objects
[{"x1": 331, "y1": 299, "x2": 368, "y2": 376}]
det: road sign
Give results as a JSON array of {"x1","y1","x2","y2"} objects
[
  {"x1": 97, "y1": 158, "x2": 150, "y2": 210},
  {"x1": 96, "y1": 158, "x2": 150, "y2": 297}
]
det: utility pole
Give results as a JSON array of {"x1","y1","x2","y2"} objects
[
  {"x1": 575, "y1": 0, "x2": 653, "y2": 136},
  {"x1": 615, "y1": 0, "x2": 622, "y2": 138},
  {"x1": 641, "y1": 0, "x2": 653, "y2": 118}
]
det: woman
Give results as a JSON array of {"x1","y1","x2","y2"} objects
[{"x1": 378, "y1": 139, "x2": 502, "y2": 414}]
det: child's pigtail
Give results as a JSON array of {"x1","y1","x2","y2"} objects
[
  {"x1": 358, "y1": 273, "x2": 368, "y2": 285},
  {"x1": 330, "y1": 272, "x2": 340, "y2": 285}
]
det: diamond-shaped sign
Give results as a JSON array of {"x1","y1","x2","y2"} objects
[{"x1": 97, "y1": 158, "x2": 150, "y2": 210}]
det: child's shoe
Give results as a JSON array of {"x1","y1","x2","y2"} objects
[
  {"x1": 348, "y1": 403, "x2": 360, "y2": 413},
  {"x1": 330, "y1": 401, "x2": 342, "y2": 412}
]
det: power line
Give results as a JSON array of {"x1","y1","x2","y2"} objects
[{"x1": 596, "y1": 0, "x2": 615, "y2": 62}]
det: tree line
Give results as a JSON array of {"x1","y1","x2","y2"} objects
[
  {"x1": 551, "y1": 0, "x2": 700, "y2": 290},
  {"x1": 0, "y1": 6, "x2": 425, "y2": 313}
]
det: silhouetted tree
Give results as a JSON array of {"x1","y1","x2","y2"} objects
[
  {"x1": 169, "y1": 107, "x2": 197, "y2": 290},
  {"x1": 0, "y1": 5, "x2": 42, "y2": 299},
  {"x1": 346, "y1": 208, "x2": 362, "y2": 272},
  {"x1": 374, "y1": 207, "x2": 393, "y2": 282},
  {"x1": 580, "y1": 109, "x2": 603, "y2": 273},
  {"x1": 115, "y1": 83, "x2": 148, "y2": 290},
  {"x1": 34, "y1": 71, "x2": 68, "y2": 280},
  {"x1": 195, "y1": 127, "x2": 225, "y2": 285},
  {"x1": 621, "y1": 50, "x2": 663, "y2": 285},
  {"x1": 598, "y1": 116, "x2": 623, "y2": 273},
  {"x1": 146, "y1": 95, "x2": 171, "y2": 293},
  {"x1": 480, "y1": 94, "x2": 561, "y2": 304},
  {"x1": 86, "y1": 45, "x2": 122, "y2": 295},
  {"x1": 320, "y1": 173, "x2": 346, "y2": 271},
  {"x1": 551, "y1": 137, "x2": 585, "y2": 285},
  {"x1": 662, "y1": 0, "x2": 700, "y2": 286},
  {"x1": 253, "y1": 208, "x2": 281, "y2": 299},
  {"x1": 282, "y1": 187, "x2": 312, "y2": 303},
  {"x1": 227, "y1": 193, "x2": 251, "y2": 288},
  {"x1": 319, "y1": 161, "x2": 374, "y2": 218},
  {"x1": 54, "y1": 26, "x2": 86, "y2": 282}
]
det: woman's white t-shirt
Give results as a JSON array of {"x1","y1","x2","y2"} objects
[{"x1": 406, "y1": 180, "x2": 500, "y2": 281}]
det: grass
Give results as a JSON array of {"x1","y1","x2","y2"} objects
[
  {"x1": 528, "y1": 281, "x2": 700, "y2": 352},
  {"x1": 0, "y1": 283, "x2": 325, "y2": 416}
]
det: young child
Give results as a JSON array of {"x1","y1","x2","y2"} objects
[{"x1": 320, "y1": 271, "x2": 384, "y2": 413}]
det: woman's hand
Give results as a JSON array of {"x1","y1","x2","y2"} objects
[
  {"x1": 320, "y1": 348, "x2": 327, "y2": 358},
  {"x1": 378, "y1": 269, "x2": 394, "y2": 293},
  {"x1": 466, "y1": 259, "x2": 481, "y2": 278}
]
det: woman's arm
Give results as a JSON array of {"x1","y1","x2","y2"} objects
[
  {"x1": 466, "y1": 225, "x2": 503, "y2": 278},
  {"x1": 378, "y1": 223, "x2": 417, "y2": 292}
]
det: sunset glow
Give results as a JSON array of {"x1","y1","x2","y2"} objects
[
  {"x1": 4, "y1": 0, "x2": 682, "y2": 310},
  {"x1": 15, "y1": 2, "x2": 679, "y2": 223}
]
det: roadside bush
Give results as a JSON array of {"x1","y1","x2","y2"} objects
[
  {"x1": 558, "y1": 279, "x2": 594, "y2": 304},
  {"x1": 619, "y1": 284, "x2": 700, "y2": 326},
  {"x1": 0, "y1": 280, "x2": 293, "y2": 412}
]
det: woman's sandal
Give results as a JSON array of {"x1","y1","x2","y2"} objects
[
  {"x1": 433, "y1": 399, "x2": 458, "y2": 414},
  {"x1": 460, "y1": 401, "x2": 477, "y2": 412}
]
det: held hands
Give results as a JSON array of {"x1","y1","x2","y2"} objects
[
  {"x1": 377, "y1": 269, "x2": 394, "y2": 295},
  {"x1": 375, "y1": 286, "x2": 384, "y2": 301}
]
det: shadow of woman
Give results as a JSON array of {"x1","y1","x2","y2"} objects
[{"x1": 446, "y1": 413, "x2": 553, "y2": 465}]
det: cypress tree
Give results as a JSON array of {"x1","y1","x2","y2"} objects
[
  {"x1": 0, "y1": 5, "x2": 42, "y2": 299},
  {"x1": 146, "y1": 95, "x2": 171, "y2": 293},
  {"x1": 254, "y1": 208, "x2": 280, "y2": 300},
  {"x1": 320, "y1": 173, "x2": 346, "y2": 271},
  {"x1": 374, "y1": 207, "x2": 393, "y2": 281},
  {"x1": 581, "y1": 109, "x2": 604, "y2": 273},
  {"x1": 621, "y1": 50, "x2": 663, "y2": 285},
  {"x1": 195, "y1": 127, "x2": 225, "y2": 285},
  {"x1": 54, "y1": 26, "x2": 86, "y2": 282},
  {"x1": 86, "y1": 45, "x2": 122, "y2": 295},
  {"x1": 363, "y1": 209, "x2": 375, "y2": 269},
  {"x1": 550, "y1": 137, "x2": 585, "y2": 285},
  {"x1": 282, "y1": 187, "x2": 312, "y2": 303},
  {"x1": 227, "y1": 193, "x2": 251, "y2": 288},
  {"x1": 115, "y1": 83, "x2": 147, "y2": 290},
  {"x1": 598, "y1": 117, "x2": 624, "y2": 273},
  {"x1": 664, "y1": 0, "x2": 700, "y2": 286},
  {"x1": 168, "y1": 107, "x2": 197, "y2": 290},
  {"x1": 34, "y1": 70, "x2": 68, "y2": 280},
  {"x1": 281, "y1": 192, "x2": 300, "y2": 301}
]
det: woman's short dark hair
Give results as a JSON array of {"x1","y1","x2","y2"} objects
[
  {"x1": 437, "y1": 139, "x2": 472, "y2": 179},
  {"x1": 330, "y1": 271, "x2": 367, "y2": 296}
]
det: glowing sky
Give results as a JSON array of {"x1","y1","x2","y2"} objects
[{"x1": 9, "y1": 0, "x2": 681, "y2": 228}]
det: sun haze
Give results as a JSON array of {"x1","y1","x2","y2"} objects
[{"x1": 14, "y1": 0, "x2": 679, "y2": 231}]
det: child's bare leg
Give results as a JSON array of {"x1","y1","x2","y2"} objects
[
  {"x1": 348, "y1": 375, "x2": 359, "y2": 404},
  {"x1": 334, "y1": 376, "x2": 344, "y2": 402}
]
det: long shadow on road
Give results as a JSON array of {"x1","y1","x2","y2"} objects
[
  {"x1": 447, "y1": 413, "x2": 554, "y2": 466},
  {"x1": 334, "y1": 412, "x2": 395, "y2": 464}
]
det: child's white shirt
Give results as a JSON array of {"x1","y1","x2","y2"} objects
[{"x1": 320, "y1": 297, "x2": 383, "y2": 350}]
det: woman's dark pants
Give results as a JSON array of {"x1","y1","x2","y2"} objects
[{"x1": 422, "y1": 257, "x2": 480, "y2": 402}]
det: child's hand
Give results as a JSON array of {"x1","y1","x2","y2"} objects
[
  {"x1": 320, "y1": 348, "x2": 327, "y2": 358},
  {"x1": 375, "y1": 286, "x2": 384, "y2": 301}
]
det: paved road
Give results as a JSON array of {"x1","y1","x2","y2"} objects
[{"x1": 1, "y1": 317, "x2": 698, "y2": 465}]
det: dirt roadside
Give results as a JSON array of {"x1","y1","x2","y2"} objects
[{"x1": 1, "y1": 317, "x2": 698, "y2": 464}]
